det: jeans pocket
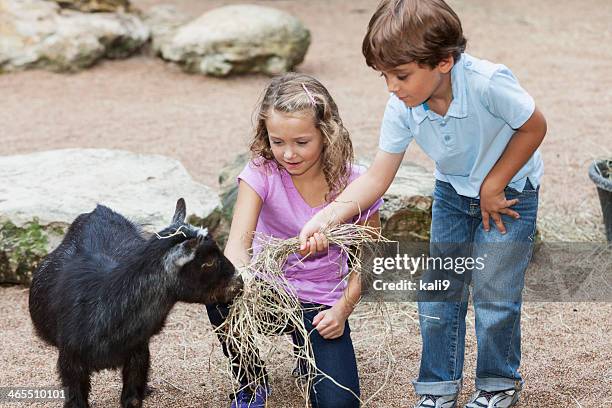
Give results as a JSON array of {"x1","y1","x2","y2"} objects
[{"x1": 505, "y1": 179, "x2": 538, "y2": 197}]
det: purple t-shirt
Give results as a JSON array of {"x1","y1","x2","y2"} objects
[{"x1": 238, "y1": 160, "x2": 383, "y2": 306}]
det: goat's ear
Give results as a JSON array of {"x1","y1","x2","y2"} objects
[{"x1": 172, "y1": 198, "x2": 187, "y2": 224}]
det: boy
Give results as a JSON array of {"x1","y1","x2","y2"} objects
[{"x1": 299, "y1": 0, "x2": 547, "y2": 407}]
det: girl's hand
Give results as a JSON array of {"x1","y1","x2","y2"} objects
[
  {"x1": 312, "y1": 303, "x2": 350, "y2": 340},
  {"x1": 479, "y1": 182, "x2": 520, "y2": 234}
]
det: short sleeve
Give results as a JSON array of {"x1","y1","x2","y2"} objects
[
  {"x1": 237, "y1": 161, "x2": 269, "y2": 201},
  {"x1": 485, "y1": 66, "x2": 535, "y2": 130},
  {"x1": 348, "y1": 165, "x2": 384, "y2": 223},
  {"x1": 379, "y1": 95, "x2": 413, "y2": 154}
]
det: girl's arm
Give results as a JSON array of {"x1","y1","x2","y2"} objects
[
  {"x1": 480, "y1": 107, "x2": 547, "y2": 234},
  {"x1": 312, "y1": 212, "x2": 381, "y2": 339},
  {"x1": 299, "y1": 149, "x2": 403, "y2": 253},
  {"x1": 224, "y1": 181, "x2": 263, "y2": 268}
]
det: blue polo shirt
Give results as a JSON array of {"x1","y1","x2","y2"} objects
[{"x1": 379, "y1": 53, "x2": 543, "y2": 198}]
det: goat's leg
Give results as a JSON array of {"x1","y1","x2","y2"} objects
[
  {"x1": 58, "y1": 350, "x2": 91, "y2": 408},
  {"x1": 120, "y1": 343, "x2": 150, "y2": 408}
]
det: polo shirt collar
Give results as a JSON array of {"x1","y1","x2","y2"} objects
[
  {"x1": 412, "y1": 103, "x2": 428, "y2": 124},
  {"x1": 447, "y1": 58, "x2": 468, "y2": 119},
  {"x1": 411, "y1": 58, "x2": 468, "y2": 122}
]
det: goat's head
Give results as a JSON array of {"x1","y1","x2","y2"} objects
[{"x1": 158, "y1": 198, "x2": 243, "y2": 304}]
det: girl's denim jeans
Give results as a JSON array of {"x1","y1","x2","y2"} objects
[
  {"x1": 206, "y1": 302, "x2": 360, "y2": 408},
  {"x1": 413, "y1": 179, "x2": 538, "y2": 396}
]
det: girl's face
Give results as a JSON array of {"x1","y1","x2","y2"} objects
[{"x1": 266, "y1": 109, "x2": 324, "y2": 177}]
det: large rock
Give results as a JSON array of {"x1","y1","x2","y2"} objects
[
  {"x1": 218, "y1": 154, "x2": 434, "y2": 242},
  {"x1": 158, "y1": 4, "x2": 310, "y2": 77},
  {"x1": 218, "y1": 153, "x2": 251, "y2": 222},
  {"x1": 53, "y1": 0, "x2": 131, "y2": 13},
  {"x1": 0, "y1": 0, "x2": 149, "y2": 73},
  {"x1": 141, "y1": 4, "x2": 191, "y2": 55},
  {"x1": 0, "y1": 149, "x2": 222, "y2": 284},
  {"x1": 357, "y1": 158, "x2": 434, "y2": 242}
]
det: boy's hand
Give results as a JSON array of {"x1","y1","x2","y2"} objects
[
  {"x1": 298, "y1": 213, "x2": 335, "y2": 257},
  {"x1": 479, "y1": 182, "x2": 520, "y2": 234},
  {"x1": 297, "y1": 232, "x2": 329, "y2": 257},
  {"x1": 312, "y1": 304, "x2": 350, "y2": 339}
]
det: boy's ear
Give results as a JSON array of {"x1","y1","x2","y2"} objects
[{"x1": 437, "y1": 55, "x2": 454, "y2": 74}]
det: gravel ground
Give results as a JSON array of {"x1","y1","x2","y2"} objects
[
  {"x1": 1, "y1": 287, "x2": 611, "y2": 407},
  {"x1": 1, "y1": 0, "x2": 611, "y2": 407}
]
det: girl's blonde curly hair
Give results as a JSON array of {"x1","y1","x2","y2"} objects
[{"x1": 250, "y1": 73, "x2": 354, "y2": 203}]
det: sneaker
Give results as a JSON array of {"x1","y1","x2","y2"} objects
[
  {"x1": 414, "y1": 394, "x2": 457, "y2": 408},
  {"x1": 230, "y1": 384, "x2": 270, "y2": 408},
  {"x1": 464, "y1": 389, "x2": 520, "y2": 408}
]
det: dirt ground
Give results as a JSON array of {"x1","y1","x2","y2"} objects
[{"x1": 1, "y1": 0, "x2": 611, "y2": 407}]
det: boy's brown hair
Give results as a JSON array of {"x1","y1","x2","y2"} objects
[{"x1": 363, "y1": 0, "x2": 467, "y2": 70}]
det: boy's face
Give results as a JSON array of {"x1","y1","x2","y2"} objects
[{"x1": 381, "y1": 58, "x2": 453, "y2": 108}]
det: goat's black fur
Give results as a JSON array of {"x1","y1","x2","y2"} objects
[{"x1": 29, "y1": 199, "x2": 242, "y2": 408}]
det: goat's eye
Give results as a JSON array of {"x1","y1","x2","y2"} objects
[{"x1": 202, "y1": 259, "x2": 216, "y2": 268}]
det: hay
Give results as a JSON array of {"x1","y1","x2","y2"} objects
[
  {"x1": 155, "y1": 225, "x2": 189, "y2": 239},
  {"x1": 215, "y1": 223, "x2": 393, "y2": 407}
]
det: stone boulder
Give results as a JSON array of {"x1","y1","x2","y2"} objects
[
  {"x1": 218, "y1": 153, "x2": 251, "y2": 222},
  {"x1": 53, "y1": 0, "x2": 131, "y2": 13},
  {"x1": 217, "y1": 154, "x2": 434, "y2": 242},
  {"x1": 0, "y1": 149, "x2": 222, "y2": 284},
  {"x1": 0, "y1": 0, "x2": 149, "y2": 73},
  {"x1": 357, "y1": 158, "x2": 434, "y2": 242},
  {"x1": 141, "y1": 4, "x2": 191, "y2": 56},
  {"x1": 158, "y1": 4, "x2": 310, "y2": 77}
]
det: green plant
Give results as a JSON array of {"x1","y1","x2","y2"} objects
[{"x1": 0, "y1": 219, "x2": 49, "y2": 283}]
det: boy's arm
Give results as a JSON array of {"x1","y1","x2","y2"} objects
[
  {"x1": 480, "y1": 107, "x2": 547, "y2": 233},
  {"x1": 299, "y1": 149, "x2": 403, "y2": 252},
  {"x1": 224, "y1": 181, "x2": 263, "y2": 268}
]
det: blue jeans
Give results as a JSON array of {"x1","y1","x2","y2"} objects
[
  {"x1": 206, "y1": 303, "x2": 360, "y2": 408},
  {"x1": 413, "y1": 180, "x2": 538, "y2": 396}
]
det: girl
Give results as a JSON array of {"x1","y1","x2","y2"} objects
[{"x1": 207, "y1": 73, "x2": 382, "y2": 408}]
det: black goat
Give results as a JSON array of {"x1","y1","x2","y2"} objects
[{"x1": 29, "y1": 198, "x2": 242, "y2": 408}]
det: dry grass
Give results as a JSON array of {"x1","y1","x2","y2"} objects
[
  {"x1": 1, "y1": 0, "x2": 611, "y2": 406},
  {"x1": 216, "y1": 224, "x2": 392, "y2": 406},
  {"x1": 2, "y1": 287, "x2": 611, "y2": 407},
  {"x1": 2, "y1": 226, "x2": 609, "y2": 407}
]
